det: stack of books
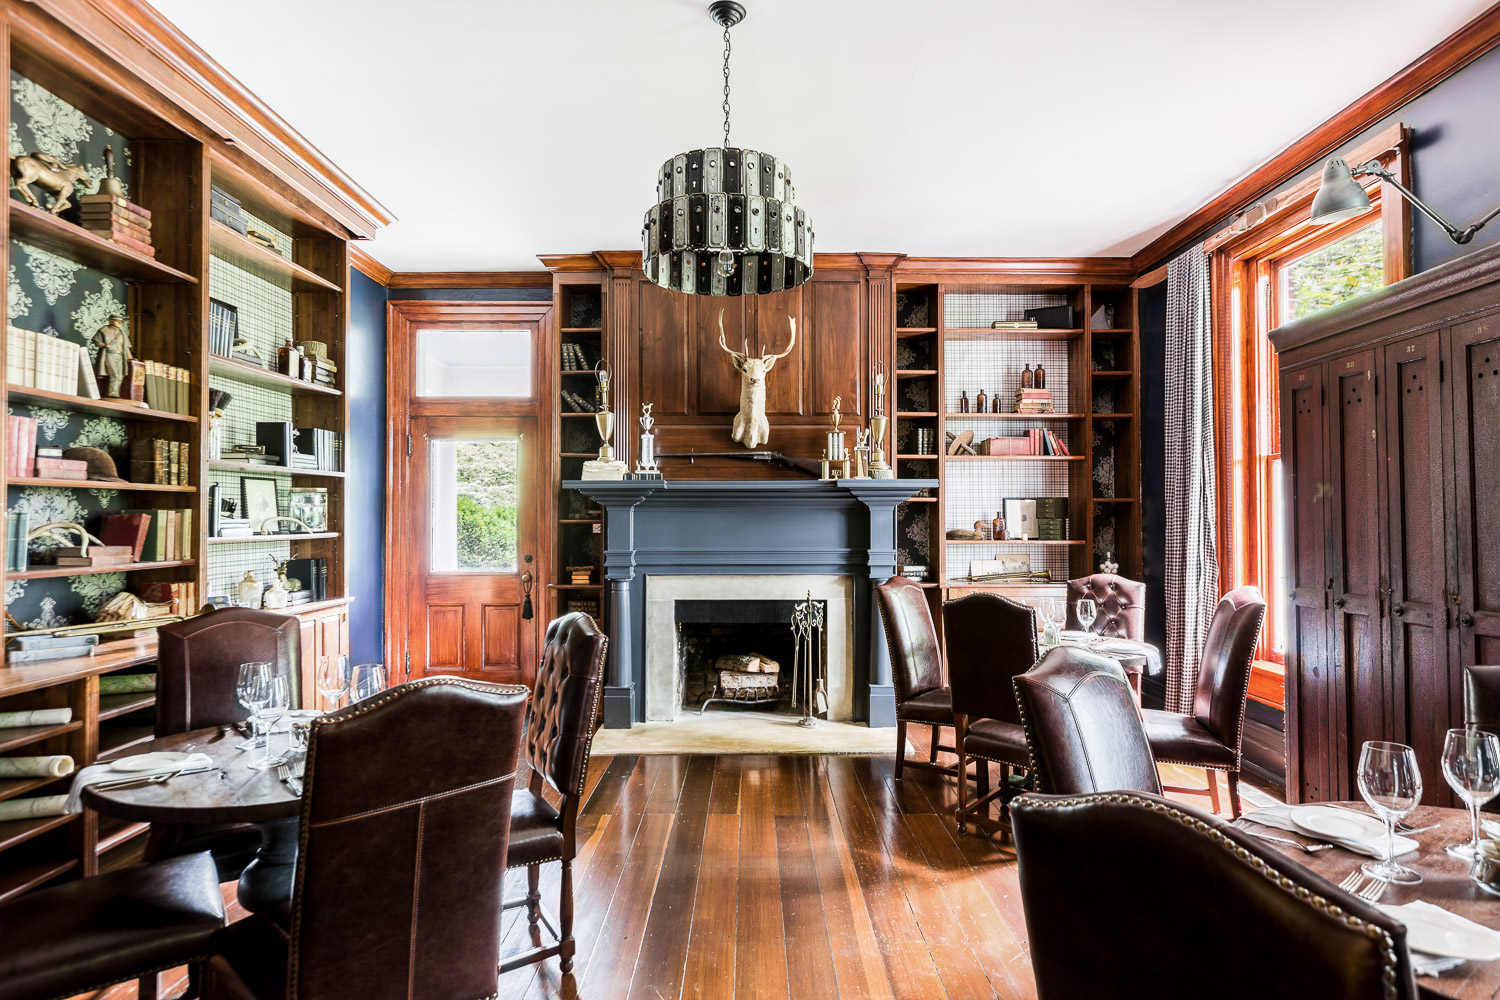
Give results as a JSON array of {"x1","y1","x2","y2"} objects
[
  {"x1": 129, "y1": 438, "x2": 190, "y2": 486},
  {"x1": 991, "y1": 320, "x2": 1039, "y2": 330},
  {"x1": 52, "y1": 544, "x2": 133, "y2": 567},
  {"x1": 6, "y1": 512, "x2": 28, "y2": 572},
  {"x1": 34, "y1": 455, "x2": 88, "y2": 480},
  {"x1": 78, "y1": 194, "x2": 153, "y2": 257},
  {"x1": 139, "y1": 581, "x2": 198, "y2": 615},
  {"x1": 285, "y1": 558, "x2": 327, "y2": 603},
  {"x1": 981, "y1": 429, "x2": 1070, "y2": 456},
  {"x1": 6, "y1": 326, "x2": 96, "y2": 398},
  {"x1": 6, "y1": 633, "x2": 100, "y2": 663},
  {"x1": 566, "y1": 599, "x2": 600, "y2": 618},
  {"x1": 293, "y1": 427, "x2": 341, "y2": 472},
  {"x1": 120, "y1": 507, "x2": 193, "y2": 560},
  {"x1": 142, "y1": 361, "x2": 192, "y2": 414},
  {"x1": 568, "y1": 565, "x2": 594, "y2": 585},
  {"x1": 215, "y1": 517, "x2": 253, "y2": 539},
  {"x1": 217, "y1": 446, "x2": 275, "y2": 467},
  {"x1": 560, "y1": 390, "x2": 597, "y2": 413},
  {"x1": 5, "y1": 416, "x2": 36, "y2": 477},
  {"x1": 208, "y1": 299, "x2": 238, "y2": 358},
  {"x1": 561, "y1": 343, "x2": 594, "y2": 370},
  {"x1": 1014, "y1": 388, "x2": 1054, "y2": 414}
]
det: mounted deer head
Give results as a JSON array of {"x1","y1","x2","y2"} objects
[{"x1": 717, "y1": 309, "x2": 796, "y2": 449}]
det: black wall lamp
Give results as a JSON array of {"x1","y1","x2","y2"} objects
[{"x1": 1311, "y1": 156, "x2": 1500, "y2": 245}]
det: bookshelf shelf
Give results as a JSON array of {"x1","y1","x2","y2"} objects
[
  {"x1": 5, "y1": 385, "x2": 198, "y2": 423},
  {"x1": 208, "y1": 462, "x2": 345, "y2": 479},
  {"x1": 5, "y1": 477, "x2": 196, "y2": 493},
  {"x1": 0, "y1": 775, "x2": 65, "y2": 804},
  {"x1": 0, "y1": 813, "x2": 76, "y2": 854},
  {"x1": 945, "y1": 539, "x2": 1086, "y2": 546},
  {"x1": 208, "y1": 356, "x2": 341, "y2": 396},
  {"x1": 10, "y1": 559, "x2": 195, "y2": 580},
  {"x1": 0, "y1": 858, "x2": 77, "y2": 903},
  {"x1": 8, "y1": 202, "x2": 196, "y2": 285},
  {"x1": 945, "y1": 455, "x2": 1085, "y2": 462},
  {"x1": 944, "y1": 327, "x2": 1083, "y2": 341},
  {"x1": 207, "y1": 219, "x2": 340, "y2": 293},
  {"x1": 98, "y1": 692, "x2": 157, "y2": 721},
  {"x1": 206, "y1": 532, "x2": 339, "y2": 545},
  {"x1": 0, "y1": 721, "x2": 83, "y2": 755},
  {"x1": 944, "y1": 412, "x2": 1085, "y2": 420}
]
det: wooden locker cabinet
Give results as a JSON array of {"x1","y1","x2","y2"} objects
[
  {"x1": 1272, "y1": 242, "x2": 1500, "y2": 804},
  {"x1": 295, "y1": 600, "x2": 352, "y2": 711}
]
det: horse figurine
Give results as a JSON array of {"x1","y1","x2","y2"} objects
[{"x1": 11, "y1": 152, "x2": 90, "y2": 214}]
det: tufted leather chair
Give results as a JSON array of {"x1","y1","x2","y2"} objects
[
  {"x1": 204, "y1": 676, "x2": 529, "y2": 1000},
  {"x1": 148, "y1": 608, "x2": 301, "y2": 881},
  {"x1": 876, "y1": 576, "x2": 958, "y2": 781},
  {"x1": 944, "y1": 591, "x2": 1036, "y2": 837},
  {"x1": 1463, "y1": 665, "x2": 1500, "y2": 812},
  {"x1": 0, "y1": 850, "x2": 224, "y2": 1000},
  {"x1": 1142, "y1": 586, "x2": 1266, "y2": 818},
  {"x1": 502, "y1": 612, "x2": 607, "y2": 974},
  {"x1": 1065, "y1": 573, "x2": 1147, "y2": 640},
  {"x1": 1010, "y1": 791, "x2": 1418, "y2": 999},
  {"x1": 1013, "y1": 646, "x2": 1160, "y2": 796}
]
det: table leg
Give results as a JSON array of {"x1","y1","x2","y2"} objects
[{"x1": 237, "y1": 817, "x2": 298, "y2": 914}]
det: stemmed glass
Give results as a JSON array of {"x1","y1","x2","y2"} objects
[
  {"x1": 248, "y1": 668, "x2": 291, "y2": 770},
  {"x1": 1441, "y1": 727, "x2": 1500, "y2": 860},
  {"x1": 1076, "y1": 598, "x2": 1098, "y2": 634},
  {"x1": 315, "y1": 655, "x2": 351, "y2": 710},
  {"x1": 350, "y1": 662, "x2": 387, "y2": 703},
  {"x1": 1357, "y1": 740, "x2": 1424, "y2": 884},
  {"x1": 236, "y1": 661, "x2": 271, "y2": 750}
]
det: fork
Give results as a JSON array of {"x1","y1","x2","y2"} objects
[
  {"x1": 1358, "y1": 877, "x2": 1386, "y2": 902},
  {"x1": 1340, "y1": 870, "x2": 1366, "y2": 892},
  {"x1": 1246, "y1": 830, "x2": 1337, "y2": 853},
  {"x1": 276, "y1": 762, "x2": 303, "y2": 796}
]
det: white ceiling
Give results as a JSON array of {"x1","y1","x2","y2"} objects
[{"x1": 149, "y1": 0, "x2": 1491, "y2": 273}]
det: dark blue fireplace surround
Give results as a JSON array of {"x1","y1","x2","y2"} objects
[{"x1": 566, "y1": 479, "x2": 937, "y2": 729}]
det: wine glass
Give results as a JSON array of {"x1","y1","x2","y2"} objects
[
  {"x1": 1357, "y1": 741, "x2": 1424, "y2": 884},
  {"x1": 350, "y1": 662, "x2": 387, "y2": 703},
  {"x1": 315, "y1": 655, "x2": 351, "y2": 710},
  {"x1": 236, "y1": 661, "x2": 271, "y2": 750},
  {"x1": 1441, "y1": 727, "x2": 1500, "y2": 860},
  {"x1": 248, "y1": 668, "x2": 290, "y2": 770},
  {"x1": 1076, "y1": 598, "x2": 1098, "y2": 634}
]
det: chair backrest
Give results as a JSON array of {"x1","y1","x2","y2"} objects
[
  {"x1": 1013, "y1": 646, "x2": 1160, "y2": 795},
  {"x1": 1065, "y1": 573, "x2": 1146, "y2": 639},
  {"x1": 942, "y1": 591, "x2": 1036, "y2": 724},
  {"x1": 1192, "y1": 585, "x2": 1267, "y2": 753},
  {"x1": 289, "y1": 677, "x2": 528, "y2": 1000},
  {"x1": 875, "y1": 576, "x2": 944, "y2": 704},
  {"x1": 1464, "y1": 665, "x2": 1500, "y2": 736},
  {"x1": 1010, "y1": 791, "x2": 1418, "y2": 1000},
  {"x1": 526, "y1": 613, "x2": 608, "y2": 799},
  {"x1": 154, "y1": 608, "x2": 300, "y2": 736}
]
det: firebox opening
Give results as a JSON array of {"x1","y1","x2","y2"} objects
[{"x1": 675, "y1": 599, "x2": 826, "y2": 715}]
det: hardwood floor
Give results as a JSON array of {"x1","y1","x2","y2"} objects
[{"x1": 88, "y1": 745, "x2": 1262, "y2": 1000}]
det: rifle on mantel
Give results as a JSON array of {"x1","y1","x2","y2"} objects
[{"x1": 656, "y1": 451, "x2": 821, "y2": 478}]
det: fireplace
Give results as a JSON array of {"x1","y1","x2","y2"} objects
[{"x1": 675, "y1": 599, "x2": 813, "y2": 714}]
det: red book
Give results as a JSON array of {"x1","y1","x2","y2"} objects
[
  {"x1": 82, "y1": 220, "x2": 153, "y2": 244},
  {"x1": 21, "y1": 417, "x2": 36, "y2": 477},
  {"x1": 78, "y1": 206, "x2": 152, "y2": 229},
  {"x1": 103, "y1": 232, "x2": 156, "y2": 258},
  {"x1": 100, "y1": 512, "x2": 151, "y2": 561},
  {"x1": 77, "y1": 193, "x2": 151, "y2": 219}
]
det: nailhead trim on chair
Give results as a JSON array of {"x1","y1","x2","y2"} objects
[
  {"x1": 46, "y1": 955, "x2": 212, "y2": 1000},
  {"x1": 1013, "y1": 792, "x2": 1401, "y2": 999}
]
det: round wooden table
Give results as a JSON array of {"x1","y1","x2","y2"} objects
[
  {"x1": 1237, "y1": 803, "x2": 1500, "y2": 998},
  {"x1": 82, "y1": 725, "x2": 301, "y2": 914}
]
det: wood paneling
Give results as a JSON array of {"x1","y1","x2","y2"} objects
[
  {"x1": 639, "y1": 281, "x2": 692, "y2": 417},
  {"x1": 481, "y1": 605, "x2": 519, "y2": 671},
  {"x1": 806, "y1": 279, "x2": 862, "y2": 419},
  {"x1": 748, "y1": 290, "x2": 804, "y2": 416},
  {"x1": 691, "y1": 296, "x2": 745, "y2": 417},
  {"x1": 425, "y1": 605, "x2": 465, "y2": 671}
]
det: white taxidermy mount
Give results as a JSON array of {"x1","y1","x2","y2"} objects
[{"x1": 717, "y1": 309, "x2": 796, "y2": 449}]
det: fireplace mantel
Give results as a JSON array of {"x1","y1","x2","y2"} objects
[{"x1": 566, "y1": 479, "x2": 937, "y2": 729}]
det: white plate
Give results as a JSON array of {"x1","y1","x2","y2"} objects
[
  {"x1": 1290, "y1": 804, "x2": 1387, "y2": 842},
  {"x1": 110, "y1": 751, "x2": 190, "y2": 773},
  {"x1": 1060, "y1": 630, "x2": 1093, "y2": 641},
  {"x1": 1381, "y1": 904, "x2": 1500, "y2": 961}
]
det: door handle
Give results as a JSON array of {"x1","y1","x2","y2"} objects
[
  {"x1": 1461, "y1": 612, "x2": 1476, "y2": 628},
  {"x1": 521, "y1": 557, "x2": 534, "y2": 621},
  {"x1": 1333, "y1": 597, "x2": 1346, "y2": 609},
  {"x1": 1390, "y1": 604, "x2": 1405, "y2": 617}
]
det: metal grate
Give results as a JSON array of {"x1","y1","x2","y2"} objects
[{"x1": 943, "y1": 339, "x2": 1070, "y2": 414}]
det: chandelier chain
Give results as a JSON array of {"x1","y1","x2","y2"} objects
[{"x1": 721, "y1": 22, "x2": 732, "y2": 147}]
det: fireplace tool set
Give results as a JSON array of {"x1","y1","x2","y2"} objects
[{"x1": 791, "y1": 592, "x2": 828, "y2": 728}]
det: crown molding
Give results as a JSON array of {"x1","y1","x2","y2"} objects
[
  {"x1": 386, "y1": 271, "x2": 553, "y2": 289},
  {"x1": 349, "y1": 246, "x2": 392, "y2": 286},
  {"x1": 894, "y1": 257, "x2": 1137, "y2": 281}
]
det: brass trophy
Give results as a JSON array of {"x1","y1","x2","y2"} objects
[
  {"x1": 868, "y1": 362, "x2": 894, "y2": 479},
  {"x1": 580, "y1": 364, "x2": 628, "y2": 480}
]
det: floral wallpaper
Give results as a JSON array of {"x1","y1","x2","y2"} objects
[{"x1": 6, "y1": 72, "x2": 138, "y2": 628}]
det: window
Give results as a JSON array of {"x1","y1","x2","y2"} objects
[
  {"x1": 427, "y1": 437, "x2": 520, "y2": 573},
  {"x1": 416, "y1": 328, "x2": 532, "y2": 397}
]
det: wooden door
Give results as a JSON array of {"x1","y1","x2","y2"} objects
[
  {"x1": 405, "y1": 416, "x2": 540, "y2": 686},
  {"x1": 1326, "y1": 349, "x2": 1385, "y2": 798},
  {"x1": 1449, "y1": 313, "x2": 1500, "y2": 678},
  {"x1": 1381, "y1": 331, "x2": 1452, "y2": 801},
  {"x1": 1281, "y1": 364, "x2": 1333, "y2": 801}
]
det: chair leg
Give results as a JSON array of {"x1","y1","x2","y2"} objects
[
  {"x1": 1205, "y1": 769, "x2": 1221, "y2": 814},
  {"x1": 526, "y1": 863, "x2": 541, "y2": 924},
  {"x1": 559, "y1": 859, "x2": 576, "y2": 974},
  {"x1": 954, "y1": 719, "x2": 968, "y2": 834},
  {"x1": 929, "y1": 725, "x2": 941, "y2": 764},
  {"x1": 894, "y1": 720, "x2": 908, "y2": 780},
  {"x1": 138, "y1": 973, "x2": 159, "y2": 1000},
  {"x1": 1227, "y1": 772, "x2": 1242, "y2": 819}
]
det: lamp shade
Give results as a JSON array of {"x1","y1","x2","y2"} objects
[
  {"x1": 641, "y1": 148, "x2": 813, "y2": 297},
  {"x1": 1310, "y1": 158, "x2": 1373, "y2": 225}
]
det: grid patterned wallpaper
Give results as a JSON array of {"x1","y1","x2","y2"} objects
[
  {"x1": 942, "y1": 339, "x2": 1070, "y2": 414},
  {"x1": 942, "y1": 291, "x2": 1069, "y2": 328}
]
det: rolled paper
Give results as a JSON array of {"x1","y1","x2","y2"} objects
[
  {"x1": 0, "y1": 755, "x2": 74, "y2": 778},
  {"x1": 98, "y1": 674, "x2": 157, "y2": 695},
  {"x1": 0, "y1": 795, "x2": 69, "y2": 822},
  {"x1": 0, "y1": 708, "x2": 72, "y2": 729}
]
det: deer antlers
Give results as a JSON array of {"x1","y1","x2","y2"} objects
[{"x1": 716, "y1": 309, "x2": 797, "y2": 364}]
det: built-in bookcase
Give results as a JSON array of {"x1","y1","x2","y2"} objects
[{"x1": 551, "y1": 277, "x2": 606, "y2": 630}]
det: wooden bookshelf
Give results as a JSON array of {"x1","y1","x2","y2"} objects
[
  {"x1": 550, "y1": 278, "x2": 608, "y2": 634},
  {"x1": 10, "y1": 559, "x2": 194, "y2": 580},
  {"x1": 6, "y1": 385, "x2": 198, "y2": 423},
  {"x1": 8, "y1": 201, "x2": 196, "y2": 284},
  {"x1": 207, "y1": 356, "x2": 341, "y2": 396}
]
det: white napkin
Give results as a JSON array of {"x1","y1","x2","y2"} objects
[
  {"x1": 65, "y1": 753, "x2": 213, "y2": 813},
  {"x1": 1246, "y1": 804, "x2": 1418, "y2": 859},
  {"x1": 1410, "y1": 951, "x2": 1466, "y2": 977},
  {"x1": 1385, "y1": 901, "x2": 1500, "y2": 974}
]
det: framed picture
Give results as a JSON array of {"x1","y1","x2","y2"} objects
[
  {"x1": 241, "y1": 477, "x2": 280, "y2": 533},
  {"x1": 287, "y1": 487, "x2": 328, "y2": 532}
]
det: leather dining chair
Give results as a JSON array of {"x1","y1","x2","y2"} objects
[
  {"x1": 0, "y1": 850, "x2": 224, "y2": 1000},
  {"x1": 1463, "y1": 664, "x2": 1500, "y2": 811},
  {"x1": 876, "y1": 576, "x2": 959, "y2": 780},
  {"x1": 1142, "y1": 586, "x2": 1266, "y2": 819},
  {"x1": 148, "y1": 607, "x2": 301, "y2": 881},
  {"x1": 1013, "y1": 646, "x2": 1160, "y2": 796},
  {"x1": 502, "y1": 612, "x2": 607, "y2": 974},
  {"x1": 1065, "y1": 572, "x2": 1147, "y2": 640},
  {"x1": 1009, "y1": 791, "x2": 1418, "y2": 1000},
  {"x1": 204, "y1": 676, "x2": 529, "y2": 1000},
  {"x1": 944, "y1": 591, "x2": 1036, "y2": 836}
]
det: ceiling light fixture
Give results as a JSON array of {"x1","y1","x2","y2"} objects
[
  {"x1": 640, "y1": 1, "x2": 814, "y2": 297},
  {"x1": 1311, "y1": 157, "x2": 1500, "y2": 245}
]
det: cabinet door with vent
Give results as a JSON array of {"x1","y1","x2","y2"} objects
[
  {"x1": 1326, "y1": 349, "x2": 1386, "y2": 798},
  {"x1": 1381, "y1": 331, "x2": 1452, "y2": 802},
  {"x1": 1281, "y1": 363, "x2": 1333, "y2": 802},
  {"x1": 1449, "y1": 313, "x2": 1500, "y2": 673}
]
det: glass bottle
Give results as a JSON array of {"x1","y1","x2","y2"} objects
[
  {"x1": 975, "y1": 388, "x2": 988, "y2": 412},
  {"x1": 991, "y1": 392, "x2": 1002, "y2": 413},
  {"x1": 959, "y1": 390, "x2": 970, "y2": 413},
  {"x1": 1021, "y1": 364, "x2": 1034, "y2": 389},
  {"x1": 993, "y1": 510, "x2": 1004, "y2": 540},
  {"x1": 1035, "y1": 362, "x2": 1047, "y2": 389}
]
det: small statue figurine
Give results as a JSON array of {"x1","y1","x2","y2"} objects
[
  {"x1": 91, "y1": 315, "x2": 133, "y2": 398},
  {"x1": 10, "y1": 152, "x2": 90, "y2": 214}
]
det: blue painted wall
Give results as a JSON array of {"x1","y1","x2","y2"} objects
[{"x1": 346, "y1": 267, "x2": 387, "y2": 663}]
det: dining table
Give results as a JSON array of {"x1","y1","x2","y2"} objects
[
  {"x1": 1054, "y1": 634, "x2": 1158, "y2": 706},
  {"x1": 1237, "y1": 803, "x2": 1500, "y2": 999},
  {"x1": 82, "y1": 725, "x2": 302, "y2": 915}
]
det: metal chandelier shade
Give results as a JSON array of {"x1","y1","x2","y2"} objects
[{"x1": 640, "y1": 2, "x2": 814, "y2": 297}]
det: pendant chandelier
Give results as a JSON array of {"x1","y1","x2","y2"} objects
[{"x1": 641, "y1": 1, "x2": 814, "y2": 297}]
